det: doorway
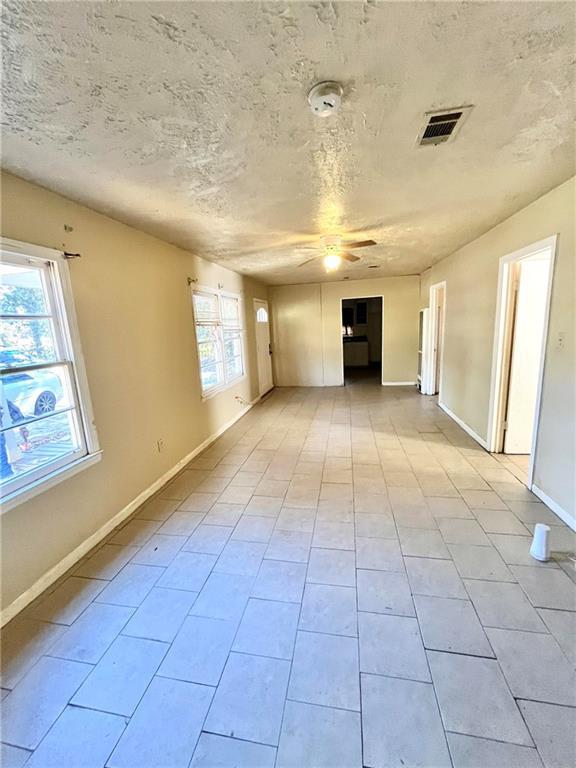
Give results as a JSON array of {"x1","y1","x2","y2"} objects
[
  {"x1": 254, "y1": 299, "x2": 273, "y2": 397},
  {"x1": 488, "y1": 236, "x2": 556, "y2": 487},
  {"x1": 426, "y1": 282, "x2": 446, "y2": 396},
  {"x1": 341, "y1": 297, "x2": 383, "y2": 384}
]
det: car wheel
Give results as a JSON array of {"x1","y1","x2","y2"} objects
[{"x1": 34, "y1": 391, "x2": 57, "y2": 416}]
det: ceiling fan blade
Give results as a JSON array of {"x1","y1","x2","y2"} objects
[
  {"x1": 298, "y1": 256, "x2": 319, "y2": 267},
  {"x1": 345, "y1": 239, "x2": 377, "y2": 249},
  {"x1": 341, "y1": 252, "x2": 360, "y2": 262}
]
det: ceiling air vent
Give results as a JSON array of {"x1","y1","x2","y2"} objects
[{"x1": 417, "y1": 106, "x2": 473, "y2": 147}]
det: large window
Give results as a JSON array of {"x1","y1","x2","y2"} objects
[
  {"x1": 1, "y1": 240, "x2": 99, "y2": 507},
  {"x1": 192, "y1": 289, "x2": 245, "y2": 395}
]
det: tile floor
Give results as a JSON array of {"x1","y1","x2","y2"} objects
[{"x1": 2, "y1": 383, "x2": 575, "y2": 768}]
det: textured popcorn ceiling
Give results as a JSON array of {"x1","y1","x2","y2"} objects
[{"x1": 2, "y1": 1, "x2": 574, "y2": 284}]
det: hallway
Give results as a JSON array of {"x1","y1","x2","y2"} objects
[{"x1": 2, "y1": 383, "x2": 575, "y2": 768}]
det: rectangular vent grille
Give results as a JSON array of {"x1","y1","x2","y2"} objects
[{"x1": 418, "y1": 106, "x2": 473, "y2": 147}]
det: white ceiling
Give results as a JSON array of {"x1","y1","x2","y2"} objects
[{"x1": 3, "y1": 1, "x2": 574, "y2": 284}]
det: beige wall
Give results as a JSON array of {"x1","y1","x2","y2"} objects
[
  {"x1": 270, "y1": 276, "x2": 420, "y2": 386},
  {"x1": 422, "y1": 177, "x2": 575, "y2": 524},
  {"x1": 0, "y1": 172, "x2": 267, "y2": 612}
]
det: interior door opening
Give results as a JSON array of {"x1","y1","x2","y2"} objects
[
  {"x1": 489, "y1": 238, "x2": 555, "y2": 488},
  {"x1": 341, "y1": 297, "x2": 383, "y2": 385}
]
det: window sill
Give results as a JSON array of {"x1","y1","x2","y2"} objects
[
  {"x1": 0, "y1": 451, "x2": 103, "y2": 514},
  {"x1": 201, "y1": 374, "x2": 247, "y2": 402}
]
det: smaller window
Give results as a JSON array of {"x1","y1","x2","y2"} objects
[
  {"x1": 256, "y1": 306, "x2": 268, "y2": 323},
  {"x1": 191, "y1": 289, "x2": 245, "y2": 396}
]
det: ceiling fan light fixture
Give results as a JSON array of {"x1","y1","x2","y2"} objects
[{"x1": 323, "y1": 253, "x2": 342, "y2": 272}]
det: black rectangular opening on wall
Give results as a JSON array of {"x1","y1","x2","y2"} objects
[{"x1": 341, "y1": 296, "x2": 383, "y2": 386}]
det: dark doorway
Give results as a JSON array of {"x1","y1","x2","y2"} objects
[{"x1": 342, "y1": 297, "x2": 383, "y2": 384}]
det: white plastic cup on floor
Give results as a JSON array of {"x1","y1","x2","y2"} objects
[{"x1": 530, "y1": 523, "x2": 551, "y2": 562}]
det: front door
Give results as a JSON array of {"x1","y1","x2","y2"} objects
[{"x1": 254, "y1": 299, "x2": 273, "y2": 396}]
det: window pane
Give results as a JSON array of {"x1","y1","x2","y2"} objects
[
  {"x1": 223, "y1": 331, "x2": 242, "y2": 361},
  {"x1": 193, "y1": 292, "x2": 219, "y2": 322},
  {"x1": 200, "y1": 363, "x2": 223, "y2": 391},
  {"x1": 225, "y1": 355, "x2": 243, "y2": 381},
  {"x1": 0, "y1": 411, "x2": 82, "y2": 484},
  {"x1": 1, "y1": 364, "x2": 74, "y2": 426},
  {"x1": 0, "y1": 318, "x2": 58, "y2": 367},
  {"x1": 198, "y1": 341, "x2": 220, "y2": 366},
  {"x1": 0, "y1": 263, "x2": 48, "y2": 315},
  {"x1": 256, "y1": 306, "x2": 268, "y2": 323},
  {"x1": 221, "y1": 296, "x2": 240, "y2": 327}
]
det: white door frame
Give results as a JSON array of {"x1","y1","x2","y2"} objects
[
  {"x1": 253, "y1": 298, "x2": 273, "y2": 397},
  {"x1": 339, "y1": 296, "x2": 385, "y2": 385},
  {"x1": 486, "y1": 235, "x2": 557, "y2": 488},
  {"x1": 423, "y1": 281, "x2": 446, "y2": 397}
]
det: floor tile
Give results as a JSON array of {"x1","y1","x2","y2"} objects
[
  {"x1": 204, "y1": 652, "x2": 290, "y2": 746},
  {"x1": 218, "y1": 486, "x2": 254, "y2": 505},
  {"x1": 121, "y1": 587, "x2": 196, "y2": 642},
  {"x1": 428, "y1": 650, "x2": 532, "y2": 745},
  {"x1": 108, "y1": 677, "x2": 212, "y2": 768},
  {"x1": 135, "y1": 496, "x2": 179, "y2": 521},
  {"x1": 414, "y1": 595, "x2": 493, "y2": 656},
  {"x1": 31, "y1": 577, "x2": 105, "y2": 625},
  {"x1": 232, "y1": 515, "x2": 276, "y2": 543},
  {"x1": 474, "y1": 509, "x2": 529, "y2": 535},
  {"x1": 519, "y1": 700, "x2": 576, "y2": 768},
  {"x1": 398, "y1": 527, "x2": 450, "y2": 558},
  {"x1": 275, "y1": 507, "x2": 316, "y2": 533},
  {"x1": 215, "y1": 540, "x2": 266, "y2": 576},
  {"x1": 131, "y1": 534, "x2": 186, "y2": 566},
  {"x1": 191, "y1": 571, "x2": 253, "y2": 621},
  {"x1": 356, "y1": 569, "x2": 415, "y2": 616},
  {"x1": 361, "y1": 673, "x2": 450, "y2": 768},
  {"x1": 204, "y1": 503, "x2": 245, "y2": 526},
  {"x1": 252, "y1": 560, "x2": 306, "y2": 603},
  {"x1": 447, "y1": 733, "x2": 543, "y2": 768},
  {"x1": 110, "y1": 518, "x2": 161, "y2": 546},
  {"x1": 1, "y1": 619, "x2": 65, "y2": 689},
  {"x1": 438, "y1": 518, "x2": 491, "y2": 545},
  {"x1": 512, "y1": 565, "x2": 576, "y2": 610},
  {"x1": 265, "y1": 530, "x2": 311, "y2": 562},
  {"x1": 157, "y1": 552, "x2": 216, "y2": 591},
  {"x1": 355, "y1": 537, "x2": 404, "y2": 571},
  {"x1": 0, "y1": 744, "x2": 30, "y2": 768},
  {"x1": 95, "y1": 564, "x2": 163, "y2": 607},
  {"x1": 307, "y1": 548, "x2": 356, "y2": 586},
  {"x1": 25, "y1": 706, "x2": 125, "y2": 768},
  {"x1": 449, "y1": 542, "x2": 515, "y2": 581},
  {"x1": 507, "y1": 501, "x2": 564, "y2": 527},
  {"x1": 158, "y1": 510, "x2": 205, "y2": 535},
  {"x1": 538, "y1": 608, "x2": 576, "y2": 667},
  {"x1": 233, "y1": 598, "x2": 299, "y2": 659},
  {"x1": 178, "y1": 492, "x2": 219, "y2": 513},
  {"x1": 489, "y1": 533, "x2": 557, "y2": 568},
  {"x1": 1, "y1": 656, "x2": 91, "y2": 749},
  {"x1": 190, "y1": 733, "x2": 276, "y2": 768},
  {"x1": 71, "y1": 635, "x2": 168, "y2": 716},
  {"x1": 354, "y1": 513, "x2": 396, "y2": 538},
  {"x1": 276, "y1": 700, "x2": 362, "y2": 768},
  {"x1": 393, "y1": 507, "x2": 439, "y2": 530},
  {"x1": 183, "y1": 524, "x2": 233, "y2": 555},
  {"x1": 158, "y1": 615, "x2": 236, "y2": 685},
  {"x1": 460, "y1": 490, "x2": 508, "y2": 510},
  {"x1": 486, "y1": 627, "x2": 576, "y2": 706},
  {"x1": 428, "y1": 497, "x2": 474, "y2": 518},
  {"x1": 288, "y1": 630, "x2": 360, "y2": 711},
  {"x1": 75, "y1": 544, "x2": 139, "y2": 580},
  {"x1": 312, "y1": 521, "x2": 355, "y2": 550},
  {"x1": 405, "y1": 556, "x2": 467, "y2": 598},
  {"x1": 48, "y1": 603, "x2": 133, "y2": 663},
  {"x1": 299, "y1": 583, "x2": 357, "y2": 636},
  {"x1": 465, "y1": 580, "x2": 546, "y2": 631},
  {"x1": 359, "y1": 612, "x2": 430, "y2": 681}
]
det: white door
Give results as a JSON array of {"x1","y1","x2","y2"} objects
[
  {"x1": 504, "y1": 255, "x2": 551, "y2": 453},
  {"x1": 254, "y1": 299, "x2": 273, "y2": 396}
]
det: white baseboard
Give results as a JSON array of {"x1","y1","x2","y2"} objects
[
  {"x1": 381, "y1": 381, "x2": 417, "y2": 386},
  {"x1": 1, "y1": 397, "x2": 259, "y2": 627},
  {"x1": 438, "y1": 401, "x2": 489, "y2": 450},
  {"x1": 531, "y1": 484, "x2": 576, "y2": 532}
]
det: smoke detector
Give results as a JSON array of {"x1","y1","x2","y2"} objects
[{"x1": 308, "y1": 81, "x2": 343, "y2": 117}]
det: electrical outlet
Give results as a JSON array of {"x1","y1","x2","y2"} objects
[
  {"x1": 156, "y1": 439, "x2": 164, "y2": 453},
  {"x1": 557, "y1": 332, "x2": 565, "y2": 349}
]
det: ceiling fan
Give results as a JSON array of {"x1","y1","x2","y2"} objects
[{"x1": 298, "y1": 235, "x2": 378, "y2": 272}]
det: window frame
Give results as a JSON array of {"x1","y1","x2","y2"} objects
[
  {"x1": 191, "y1": 285, "x2": 246, "y2": 399},
  {"x1": 1, "y1": 238, "x2": 101, "y2": 512}
]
